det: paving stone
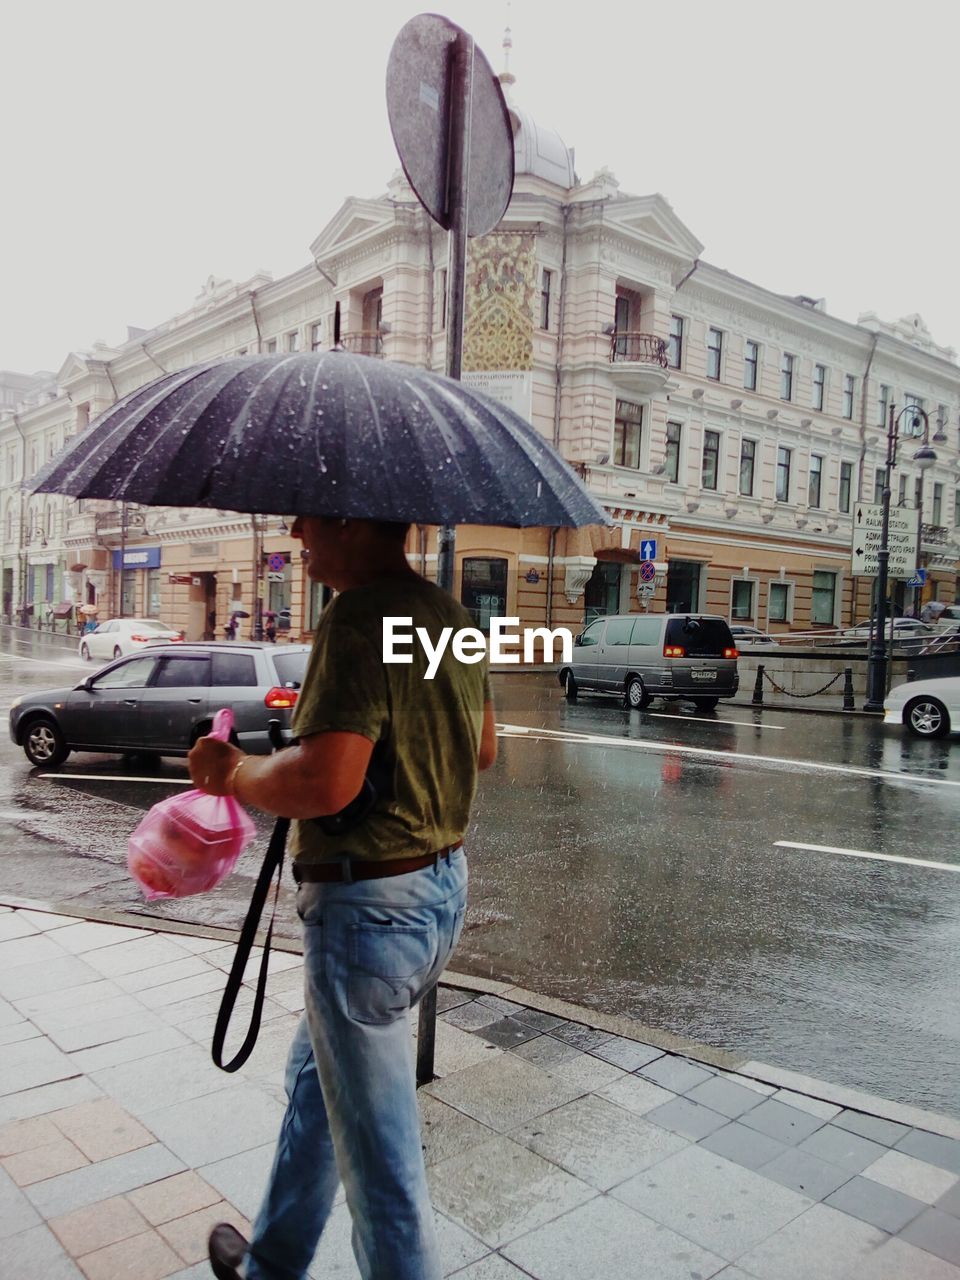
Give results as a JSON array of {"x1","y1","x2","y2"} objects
[
  {"x1": 25, "y1": 1142, "x2": 185, "y2": 1219},
  {"x1": 637, "y1": 1054, "x2": 714, "y2": 1094},
  {"x1": 0, "y1": 1113, "x2": 62, "y2": 1156},
  {"x1": 426, "y1": 1053, "x2": 582, "y2": 1134},
  {"x1": 475, "y1": 1016, "x2": 540, "y2": 1049},
  {"x1": 845, "y1": 1235, "x2": 960, "y2": 1278},
  {"x1": 69, "y1": 1027, "x2": 190, "y2": 1075},
  {"x1": 89, "y1": 1044, "x2": 234, "y2": 1119},
  {"x1": 143, "y1": 1084, "x2": 285, "y2": 1168},
  {"x1": 509, "y1": 1034, "x2": 581, "y2": 1071},
  {"x1": 770, "y1": 1088, "x2": 841, "y2": 1121},
  {"x1": 0, "y1": 913, "x2": 39, "y2": 941},
  {"x1": 0, "y1": 955, "x2": 102, "y2": 1003},
  {"x1": 833, "y1": 1108, "x2": 910, "y2": 1147},
  {"x1": 49, "y1": 1193, "x2": 151, "y2": 1256},
  {"x1": 430, "y1": 1019, "x2": 503, "y2": 1075},
  {"x1": 418, "y1": 1094, "x2": 495, "y2": 1168},
  {"x1": 428, "y1": 1134, "x2": 596, "y2": 1247},
  {"x1": 735, "y1": 1202, "x2": 885, "y2": 1279},
  {"x1": 442, "y1": 1258, "x2": 529, "y2": 1280},
  {"x1": 798, "y1": 1123, "x2": 889, "y2": 1173},
  {"x1": 0, "y1": 1075, "x2": 104, "y2": 1127},
  {"x1": 0, "y1": 1036, "x2": 79, "y2": 1097},
  {"x1": 75, "y1": 1227, "x2": 184, "y2": 1280},
  {"x1": 738, "y1": 1097, "x2": 826, "y2": 1145},
  {"x1": 587, "y1": 1036, "x2": 662, "y2": 1072},
  {"x1": 699, "y1": 1119, "x2": 788, "y2": 1172},
  {"x1": 442, "y1": 1001, "x2": 501, "y2": 1032},
  {"x1": 157, "y1": 1200, "x2": 251, "y2": 1265},
  {"x1": 511, "y1": 1008, "x2": 566, "y2": 1032},
  {"x1": 938, "y1": 1180, "x2": 960, "y2": 1218},
  {"x1": 900, "y1": 1207, "x2": 960, "y2": 1266},
  {"x1": 126, "y1": 1170, "x2": 222, "y2": 1226},
  {"x1": 0, "y1": 1020, "x2": 42, "y2": 1047},
  {"x1": 15, "y1": 979, "x2": 124, "y2": 1021},
  {"x1": 502, "y1": 1191, "x2": 726, "y2": 1280},
  {"x1": 198, "y1": 1144, "x2": 276, "y2": 1222},
  {"x1": 51, "y1": 1099, "x2": 154, "y2": 1163},
  {"x1": 115, "y1": 957, "x2": 212, "y2": 994},
  {"x1": 0, "y1": 1165, "x2": 41, "y2": 1238},
  {"x1": 476, "y1": 994, "x2": 525, "y2": 1018},
  {"x1": 138, "y1": 969, "x2": 227, "y2": 1009},
  {"x1": 16, "y1": 911, "x2": 76, "y2": 931},
  {"x1": 0, "y1": 932, "x2": 69, "y2": 971},
  {"x1": 48, "y1": 921, "x2": 148, "y2": 955},
  {"x1": 3, "y1": 1222, "x2": 83, "y2": 1279},
  {"x1": 435, "y1": 986, "x2": 473, "y2": 1013},
  {"x1": 81, "y1": 935, "x2": 193, "y2": 979},
  {"x1": 898, "y1": 1130, "x2": 960, "y2": 1177},
  {"x1": 513, "y1": 1094, "x2": 688, "y2": 1190},
  {"x1": 597, "y1": 1073, "x2": 676, "y2": 1118},
  {"x1": 864, "y1": 1148, "x2": 959, "y2": 1204},
  {"x1": 611, "y1": 1143, "x2": 813, "y2": 1260},
  {"x1": 685, "y1": 1074, "x2": 766, "y2": 1120},
  {"x1": 825, "y1": 1173, "x2": 926, "y2": 1232},
  {"x1": 644, "y1": 1096, "x2": 728, "y2": 1142},
  {"x1": 548, "y1": 1023, "x2": 613, "y2": 1053},
  {"x1": 759, "y1": 1146, "x2": 852, "y2": 1200},
  {"x1": 1, "y1": 1134, "x2": 89, "y2": 1185},
  {"x1": 305, "y1": 1198, "x2": 488, "y2": 1279},
  {"x1": 716, "y1": 1071, "x2": 776, "y2": 1097}
]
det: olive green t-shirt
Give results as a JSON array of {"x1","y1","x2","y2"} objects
[{"x1": 290, "y1": 574, "x2": 491, "y2": 863}]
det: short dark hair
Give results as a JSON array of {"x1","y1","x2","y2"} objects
[{"x1": 373, "y1": 521, "x2": 411, "y2": 545}]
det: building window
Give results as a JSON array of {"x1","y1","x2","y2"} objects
[
  {"x1": 811, "y1": 570, "x2": 837, "y2": 625},
  {"x1": 903, "y1": 394, "x2": 925, "y2": 436},
  {"x1": 780, "y1": 352, "x2": 795, "y2": 401},
  {"x1": 915, "y1": 476, "x2": 923, "y2": 511},
  {"x1": 899, "y1": 473, "x2": 908, "y2": 507},
  {"x1": 438, "y1": 268, "x2": 447, "y2": 329},
  {"x1": 731, "y1": 579, "x2": 754, "y2": 620},
  {"x1": 933, "y1": 483, "x2": 943, "y2": 525},
  {"x1": 743, "y1": 340, "x2": 759, "y2": 391},
  {"x1": 878, "y1": 383, "x2": 890, "y2": 426},
  {"x1": 461, "y1": 557, "x2": 508, "y2": 630},
  {"x1": 265, "y1": 338, "x2": 277, "y2": 353},
  {"x1": 839, "y1": 460, "x2": 852, "y2": 513},
  {"x1": 701, "y1": 430, "x2": 720, "y2": 490},
  {"x1": 286, "y1": 330, "x2": 300, "y2": 352},
  {"x1": 613, "y1": 295, "x2": 631, "y2": 357},
  {"x1": 667, "y1": 315, "x2": 684, "y2": 369},
  {"x1": 540, "y1": 269, "x2": 553, "y2": 330},
  {"x1": 664, "y1": 421, "x2": 682, "y2": 483},
  {"x1": 706, "y1": 328, "x2": 723, "y2": 380},
  {"x1": 613, "y1": 400, "x2": 642, "y2": 469},
  {"x1": 873, "y1": 468, "x2": 885, "y2": 504},
  {"x1": 776, "y1": 446, "x2": 792, "y2": 501},
  {"x1": 769, "y1": 581, "x2": 790, "y2": 622},
  {"x1": 813, "y1": 364, "x2": 826, "y2": 412},
  {"x1": 955, "y1": 489, "x2": 960, "y2": 526},
  {"x1": 146, "y1": 569, "x2": 161, "y2": 617},
  {"x1": 310, "y1": 322, "x2": 323, "y2": 351},
  {"x1": 842, "y1": 374, "x2": 855, "y2": 420},
  {"x1": 739, "y1": 439, "x2": 756, "y2": 496},
  {"x1": 808, "y1": 454, "x2": 823, "y2": 508}
]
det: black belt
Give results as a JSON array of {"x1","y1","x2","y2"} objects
[{"x1": 293, "y1": 841, "x2": 464, "y2": 884}]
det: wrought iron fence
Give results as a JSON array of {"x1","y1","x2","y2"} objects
[
  {"x1": 609, "y1": 332, "x2": 668, "y2": 367},
  {"x1": 340, "y1": 331, "x2": 383, "y2": 356}
]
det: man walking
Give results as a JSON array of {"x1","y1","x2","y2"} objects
[{"x1": 189, "y1": 515, "x2": 497, "y2": 1280}]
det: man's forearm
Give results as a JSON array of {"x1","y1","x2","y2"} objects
[{"x1": 229, "y1": 747, "x2": 349, "y2": 818}]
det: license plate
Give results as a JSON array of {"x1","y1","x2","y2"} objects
[{"x1": 691, "y1": 669, "x2": 717, "y2": 680}]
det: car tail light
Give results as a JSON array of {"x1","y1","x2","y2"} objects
[
  {"x1": 663, "y1": 645, "x2": 685, "y2": 657},
  {"x1": 130, "y1": 633, "x2": 152, "y2": 643},
  {"x1": 723, "y1": 647, "x2": 739, "y2": 659},
  {"x1": 264, "y1": 687, "x2": 298, "y2": 709}
]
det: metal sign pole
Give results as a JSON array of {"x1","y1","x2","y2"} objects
[{"x1": 418, "y1": 29, "x2": 474, "y2": 1089}]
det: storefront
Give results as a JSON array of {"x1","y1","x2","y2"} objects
[{"x1": 112, "y1": 546, "x2": 162, "y2": 617}]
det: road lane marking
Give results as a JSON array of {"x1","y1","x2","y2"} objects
[
  {"x1": 38, "y1": 773, "x2": 190, "y2": 785},
  {"x1": 648, "y1": 713, "x2": 785, "y2": 729},
  {"x1": 496, "y1": 723, "x2": 960, "y2": 789},
  {"x1": 775, "y1": 840, "x2": 960, "y2": 875}
]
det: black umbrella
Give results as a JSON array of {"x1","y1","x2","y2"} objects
[{"x1": 33, "y1": 352, "x2": 607, "y2": 528}]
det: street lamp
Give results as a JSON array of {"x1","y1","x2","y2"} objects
[{"x1": 863, "y1": 405, "x2": 940, "y2": 712}]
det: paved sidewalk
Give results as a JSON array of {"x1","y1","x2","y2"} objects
[{"x1": 2, "y1": 902, "x2": 960, "y2": 1279}]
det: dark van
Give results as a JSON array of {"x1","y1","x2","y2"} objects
[{"x1": 559, "y1": 613, "x2": 739, "y2": 710}]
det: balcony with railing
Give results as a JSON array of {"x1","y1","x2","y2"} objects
[
  {"x1": 340, "y1": 331, "x2": 383, "y2": 357},
  {"x1": 607, "y1": 331, "x2": 670, "y2": 395},
  {"x1": 921, "y1": 524, "x2": 949, "y2": 548}
]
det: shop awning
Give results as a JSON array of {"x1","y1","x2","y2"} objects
[{"x1": 52, "y1": 601, "x2": 74, "y2": 618}]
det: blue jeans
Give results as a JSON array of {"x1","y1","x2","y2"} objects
[{"x1": 246, "y1": 849, "x2": 468, "y2": 1280}]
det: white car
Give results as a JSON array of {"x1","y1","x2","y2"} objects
[
  {"x1": 78, "y1": 618, "x2": 183, "y2": 662},
  {"x1": 884, "y1": 675, "x2": 960, "y2": 739},
  {"x1": 729, "y1": 625, "x2": 778, "y2": 646}
]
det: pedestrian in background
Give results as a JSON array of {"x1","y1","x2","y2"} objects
[{"x1": 189, "y1": 514, "x2": 497, "y2": 1280}]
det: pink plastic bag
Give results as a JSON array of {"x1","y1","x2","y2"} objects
[{"x1": 127, "y1": 708, "x2": 256, "y2": 901}]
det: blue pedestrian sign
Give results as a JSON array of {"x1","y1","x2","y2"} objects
[
  {"x1": 906, "y1": 568, "x2": 927, "y2": 588},
  {"x1": 640, "y1": 538, "x2": 657, "y2": 561}
]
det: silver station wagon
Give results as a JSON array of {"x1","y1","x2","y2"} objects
[{"x1": 559, "y1": 613, "x2": 739, "y2": 711}]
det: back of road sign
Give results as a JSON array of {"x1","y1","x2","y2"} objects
[{"x1": 386, "y1": 13, "x2": 514, "y2": 237}]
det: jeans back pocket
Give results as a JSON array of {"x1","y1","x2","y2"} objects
[{"x1": 348, "y1": 921, "x2": 437, "y2": 1024}]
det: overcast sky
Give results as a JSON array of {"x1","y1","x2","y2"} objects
[{"x1": 3, "y1": 0, "x2": 957, "y2": 375}]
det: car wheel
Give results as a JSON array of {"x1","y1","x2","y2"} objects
[
  {"x1": 80, "y1": 642, "x2": 90, "y2": 661},
  {"x1": 113, "y1": 646, "x2": 122, "y2": 659},
  {"x1": 563, "y1": 670, "x2": 578, "y2": 702},
  {"x1": 22, "y1": 716, "x2": 70, "y2": 767},
  {"x1": 905, "y1": 697, "x2": 951, "y2": 739},
  {"x1": 625, "y1": 676, "x2": 652, "y2": 709},
  {"x1": 692, "y1": 697, "x2": 720, "y2": 711}
]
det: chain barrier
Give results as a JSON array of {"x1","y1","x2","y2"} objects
[{"x1": 761, "y1": 668, "x2": 843, "y2": 698}]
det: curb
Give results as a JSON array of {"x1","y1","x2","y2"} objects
[{"x1": 4, "y1": 892, "x2": 958, "y2": 1142}]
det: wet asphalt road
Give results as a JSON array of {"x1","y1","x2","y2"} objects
[{"x1": 2, "y1": 633, "x2": 959, "y2": 1118}]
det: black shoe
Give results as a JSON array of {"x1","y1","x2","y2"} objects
[{"x1": 208, "y1": 1222, "x2": 248, "y2": 1280}]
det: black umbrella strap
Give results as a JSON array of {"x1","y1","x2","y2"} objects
[{"x1": 212, "y1": 816, "x2": 289, "y2": 1073}]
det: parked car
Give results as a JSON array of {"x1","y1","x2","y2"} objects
[
  {"x1": 837, "y1": 619, "x2": 933, "y2": 651},
  {"x1": 559, "y1": 613, "x2": 739, "y2": 710},
  {"x1": 729, "y1": 624, "x2": 777, "y2": 646},
  {"x1": 79, "y1": 617, "x2": 183, "y2": 662},
  {"x1": 929, "y1": 605, "x2": 960, "y2": 634},
  {"x1": 10, "y1": 642, "x2": 311, "y2": 767},
  {"x1": 884, "y1": 675, "x2": 960, "y2": 739}
]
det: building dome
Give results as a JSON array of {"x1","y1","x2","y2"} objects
[{"x1": 508, "y1": 104, "x2": 577, "y2": 188}]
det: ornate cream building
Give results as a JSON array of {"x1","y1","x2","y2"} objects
[{"x1": 2, "y1": 86, "x2": 958, "y2": 642}]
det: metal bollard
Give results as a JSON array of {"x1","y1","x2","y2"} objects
[
  {"x1": 416, "y1": 985, "x2": 437, "y2": 1086},
  {"x1": 842, "y1": 667, "x2": 855, "y2": 712},
  {"x1": 751, "y1": 665, "x2": 764, "y2": 706}
]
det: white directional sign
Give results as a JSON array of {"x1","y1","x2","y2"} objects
[{"x1": 851, "y1": 503, "x2": 920, "y2": 579}]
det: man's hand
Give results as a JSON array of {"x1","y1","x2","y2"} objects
[{"x1": 188, "y1": 735, "x2": 243, "y2": 795}]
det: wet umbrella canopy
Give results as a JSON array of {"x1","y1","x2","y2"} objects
[{"x1": 32, "y1": 352, "x2": 607, "y2": 529}]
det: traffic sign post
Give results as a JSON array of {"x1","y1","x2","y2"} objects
[{"x1": 851, "y1": 502, "x2": 919, "y2": 579}]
